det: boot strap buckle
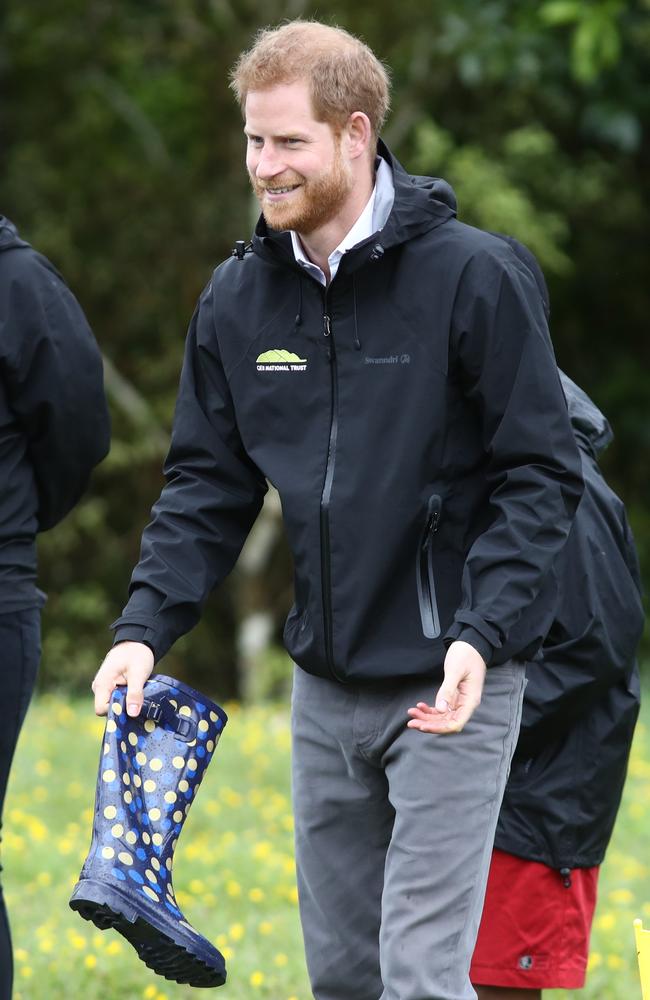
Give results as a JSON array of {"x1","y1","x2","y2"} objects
[
  {"x1": 141, "y1": 698, "x2": 195, "y2": 740},
  {"x1": 143, "y1": 700, "x2": 163, "y2": 723}
]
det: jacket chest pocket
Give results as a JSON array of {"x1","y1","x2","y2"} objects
[{"x1": 416, "y1": 495, "x2": 441, "y2": 639}]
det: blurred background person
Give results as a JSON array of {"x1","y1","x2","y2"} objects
[
  {"x1": 0, "y1": 216, "x2": 110, "y2": 1000},
  {"x1": 470, "y1": 358, "x2": 643, "y2": 996}
]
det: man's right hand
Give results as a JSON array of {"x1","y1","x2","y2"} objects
[{"x1": 92, "y1": 641, "x2": 155, "y2": 717}]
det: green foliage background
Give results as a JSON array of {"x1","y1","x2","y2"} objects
[{"x1": 2, "y1": 0, "x2": 648, "y2": 697}]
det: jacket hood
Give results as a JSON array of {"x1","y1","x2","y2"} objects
[
  {"x1": 250, "y1": 139, "x2": 457, "y2": 267},
  {"x1": 0, "y1": 216, "x2": 29, "y2": 253},
  {"x1": 375, "y1": 140, "x2": 456, "y2": 248},
  {"x1": 559, "y1": 370, "x2": 613, "y2": 458}
]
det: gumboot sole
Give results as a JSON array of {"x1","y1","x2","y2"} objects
[{"x1": 69, "y1": 880, "x2": 226, "y2": 988}]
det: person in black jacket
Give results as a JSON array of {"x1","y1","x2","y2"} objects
[
  {"x1": 470, "y1": 241, "x2": 644, "y2": 999},
  {"x1": 91, "y1": 21, "x2": 584, "y2": 1000},
  {"x1": 0, "y1": 216, "x2": 110, "y2": 1000}
]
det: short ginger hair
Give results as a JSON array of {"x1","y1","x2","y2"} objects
[{"x1": 230, "y1": 20, "x2": 391, "y2": 142}]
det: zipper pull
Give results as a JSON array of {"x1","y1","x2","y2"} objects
[
  {"x1": 323, "y1": 314, "x2": 331, "y2": 337},
  {"x1": 422, "y1": 499, "x2": 441, "y2": 551}
]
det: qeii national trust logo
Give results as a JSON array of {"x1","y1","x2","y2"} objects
[{"x1": 256, "y1": 349, "x2": 307, "y2": 372}]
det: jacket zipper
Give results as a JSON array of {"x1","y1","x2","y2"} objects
[
  {"x1": 417, "y1": 495, "x2": 442, "y2": 639},
  {"x1": 320, "y1": 306, "x2": 343, "y2": 680}
]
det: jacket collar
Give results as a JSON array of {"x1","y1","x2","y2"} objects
[{"x1": 250, "y1": 140, "x2": 456, "y2": 271}]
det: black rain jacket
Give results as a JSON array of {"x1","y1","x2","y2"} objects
[
  {"x1": 113, "y1": 144, "x2": 583, "y2": 681},
  {"x1": 493, "y1": 371, "x2": 643, "y2": 868},
  {"x1": 0, "y1": 217, "x2": 110, "y2": 611}
]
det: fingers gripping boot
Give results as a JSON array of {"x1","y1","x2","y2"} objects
[{"x1": 70, "y1": 674, "x2": 228, "y2": 987}]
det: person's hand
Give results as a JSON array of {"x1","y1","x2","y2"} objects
[
  {"x1": 92, "y1": 642, "x2": 155, "y2": 717},
  {"x1": 406, "y1": 640, "x2": 487, "y2": 734}
]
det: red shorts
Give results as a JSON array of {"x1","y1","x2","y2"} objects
[{"x1": 470, "y1": 849, "x2": 599, "y2": 990}]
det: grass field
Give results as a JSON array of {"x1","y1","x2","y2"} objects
[{"x1": 3, "y1": 690, "x2": 649, "y2": 1000}]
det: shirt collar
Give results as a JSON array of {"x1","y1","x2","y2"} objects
[{"x1": 290, "y1": 156, "x2": 394, "y2": 280}]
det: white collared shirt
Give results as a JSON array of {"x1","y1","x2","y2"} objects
[{"x1": 290, "y1": 156, "x2": 394, "y2": 285}]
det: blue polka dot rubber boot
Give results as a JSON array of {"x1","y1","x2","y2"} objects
[{"x1": 69, "y1": 673, "x2": 228, "y2": 987}]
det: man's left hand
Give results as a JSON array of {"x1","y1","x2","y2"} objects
[{"x1": 406, "y1": 640, "x2": 487, "y2": 734}]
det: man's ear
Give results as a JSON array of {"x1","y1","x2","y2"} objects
[{"x1": 344, "y1": 111, "x2": 373, "y2": 161}]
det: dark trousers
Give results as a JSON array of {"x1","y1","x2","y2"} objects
[{"x1": 0, "y1": 608, "x2": 40, "y2": 1000}]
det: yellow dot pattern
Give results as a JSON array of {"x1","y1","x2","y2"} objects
[{"x1": 94, "y1": 681, "x2": 226, "y2": 918}]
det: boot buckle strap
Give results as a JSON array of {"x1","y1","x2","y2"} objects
[
  {"x1": 143, "y1": 700, "x2": 163, "y2": 723},
  {"x1": 141, "y1": 698, "x2": 195, "y2": 740}
]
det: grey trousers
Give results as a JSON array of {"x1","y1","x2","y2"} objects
[{"x1": 291, "y1": 662, "x2": 526, "y2": 1000}]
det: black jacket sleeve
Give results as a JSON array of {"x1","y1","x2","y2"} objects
[
  {"x1": 516, "y1": 450, "x2": 645, "y2": 753},
  {"x1": 446, "y1": 247, "x2": 584, "y2": 664},
  {"x1": 111, "y1": 279, "x2": 268, "y2": 661},
  {"x1": 0, "y1": 248, "x2": 110, "y2": 530}
]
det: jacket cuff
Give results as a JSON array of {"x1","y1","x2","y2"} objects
[
  {"x1": 111, "y1": 623, "x2": 158, "y2": 660},
  {"x1": 444, "y1": 624, "x2": 494, "y2": 667}
]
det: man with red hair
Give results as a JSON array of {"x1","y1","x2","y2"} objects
[{"x1": 93, "y1": 21, "x2": 583, "y2": 1000}]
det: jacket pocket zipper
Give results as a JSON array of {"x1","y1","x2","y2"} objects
[{"x1": 417, "y1": 495, "x2": 441, "y2": 639}]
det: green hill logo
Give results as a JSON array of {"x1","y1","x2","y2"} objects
[{"x1": 256, "y1": 349, "x2": 307, "y2": 372}]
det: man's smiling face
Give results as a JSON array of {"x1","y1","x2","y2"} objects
[{"x1": 244, "y1": 79, "x2": 354, "y2": 236}]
